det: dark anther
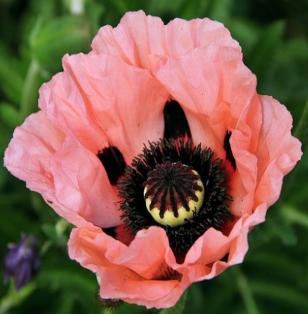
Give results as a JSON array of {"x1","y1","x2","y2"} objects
[
  {"x1": 163, "y1": 100, "x2": 191, "y2": 139},
  {"x1": 224, "y1": 131, "x2": 236, "y2": 170},
  {"x1": 97, "y1": 146, "x2": 126, "y2": 185}
]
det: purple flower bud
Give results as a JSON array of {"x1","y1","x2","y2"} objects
[{"x1": 3, "y1": 234, "x2": 41, "y2": 290}]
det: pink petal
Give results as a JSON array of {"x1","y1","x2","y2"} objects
[
  {"x1": 164, "y1": 216, "x2": 249, "y2": 280},
  {"x1": 155, "y1": 45, "x2": 255, "y2": 157},
  {"x1": 4, "y1": 112, "x2": 65, "y2": 194},
  {"x1": 92, "y1": 11, "x2": 168, "y2": 72},
  {"x1": 68, "y1": 225, "x2": 184, "y2": 309},
  {"x1": 106, "y1": 227, "x2": 170, "y2": 279},
  {"x1": 155, "y1": 46, "x2": 260, "y2": 217},
  {"x1": 4, "y1": 112, "x2": 88, "y2": 227},
  {"x1": 92, "y1": 11, "x2": 240, "y2": 73},
  {"x1": 39, "y1": 71, "x2": 108, "y2": 154},
  {"x1": 50, "y1": 136, "x2": 122, "y2": 228},
  {"x1": 62, "y1": 53, "x2": 169, "y2": 162},
  {"x1": 92, "y1": 11, "x2": 169, "y2": 72},
  {"x1": 165, "y1": 16, "x2": 240, "y2": 58},
  {"x1": 254, "y1": 96, "x2": 302, "y2": 207}
]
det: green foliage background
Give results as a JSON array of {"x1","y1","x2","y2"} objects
[{"x1": 0, "y1": 0, "x2": 308, "y2": 313}]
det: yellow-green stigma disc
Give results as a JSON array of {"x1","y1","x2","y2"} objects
[{"x1": 143, "y1": 161, "x2": 205, "y2": 227}]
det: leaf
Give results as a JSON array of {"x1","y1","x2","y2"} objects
[
  {"x1": 0, "y1": 102, "x2": 22, "y2": 128},
  {"x1": 0, "y1": 43, "x2": 25, "y2": 104},
  {"x1": 30, "y1": 15, "x2": 93, "y2": 73},
  {"x1": 0, "y1": 281, "x2": 36, "y2": 314},
  {"x1": 226, "y1": 19, "x2": 260, "y2": 56},
  {"x1": 247, "y1": 21, "x2": 285, "y2": 81},
  {"x1": 208, "y1": 0, "x2": 232, "y2": 21}
]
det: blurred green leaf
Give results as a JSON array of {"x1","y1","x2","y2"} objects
[
  {"x1": 30, "y1": 15, "x2": 93, "y2": 73},
  {"x1": 36, "y1": 268, "x2": 97, "y2": 304},
  {"x1": 208, "y1": 0, "x2": 232, "y2": 21},
  {"x1": 41, "y1": 220, "x2": 70, "y2": 246},
  {"x1": 226, "y1": 19, "x2": 260, "y2": 55},
  {"x1": 0, "y1": 281, "x2": 36, "y2": 314},
  {"x1": 41, "y1": 224, "x2": 60, "y2": 245},
  {"x1": 112, "y1": 0, "x2": 130, "y2": 14},
  {"x1": 85, "y1": 1, "x2": 105, "y2": 32},
  {"x1": 0, "y1": 102, "x2": 22, "y2": 128},
  {"x1": 248, "y1": 209, "x2": 298, "y2": 247},
  {"x1": 248, "y1": 21, "x2": 285, "y2": 81},
  {"x1": 0, "y1": 123, "x2": 12, "y2": 153},
  {"x1": 171, "y1": 0, "x2": 212, "y2": 21},
  {"x1": 251, "y1": 282, "x2": 308, "y2": 311},
  {"x1": 281, "y1": 204, "x2": 308, "y2": 228},
  {"x1": 147, "y1": 0, "x2": 187, "y2": 16},
  {"x1": 0, "y1": 44, "x2": 25, "y2": 104}
]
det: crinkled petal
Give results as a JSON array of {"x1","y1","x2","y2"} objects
[
  {"x1": 39, "y1": 71, "x2": 108, "y2": 153},
  {"x1": 50, "y1": 136, "x2": 122, "y2": 228},
  {"x1": 92, "y1": 11, "x2": 168, "y2": 72},
  {"x1": 4, "y1": 111, "x2": 120, "y2": 228},
  {"x1": 254, "y1": 96, "x2": 302, "y2": 207},
  {"x1": 62, "y1": 53, "x2": 169, "y2": 162},
  {"x1": 4, "y1": 112, "x2": 86, "y2": 226},
  {"x1": 155, "y1": 45, "x2": 256, "y2": 156},
  {"x1": 92, "y1": 11, "x2": 240, "y2": 73},
  {"x1": 4, "y1": 111, "x2": 65, "y2": 194},
  {"x1": 68, "y1": 225, "x2": 184, "y2": 309},
  {"x1": 155, "y1": 45, "x2": 259, "y2": 217},
  {"x1": 164, "y1": 216, "x2": 249, "y2": 281},
  {"x1": 106, "y1": 227, "x2": 170, "y2": 279}
]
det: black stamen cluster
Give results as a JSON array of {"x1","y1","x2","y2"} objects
[{"x1": 118, "y1": 138, "x2": 233, "y2": 254}]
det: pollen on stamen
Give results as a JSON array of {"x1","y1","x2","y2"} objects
[{"x1": 143, "y1": 161, "x2": 205, "y2": 227}]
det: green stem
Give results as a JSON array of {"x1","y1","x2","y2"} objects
[
  {"x1": 19, "y1": 59, "x2": 40, "y2": 121},
  {"x1": 0, "y1": 281, "x2": 36, "y2": 314},
  {"x1": 230, "y1": 267, "x2": 260, "y2": 314},
  {"x1": 159, "y1": 289, "x2": 188, "y2": 314},
  {"x1": 281, "y1": 205, "x2": 308, "y2": 228}
]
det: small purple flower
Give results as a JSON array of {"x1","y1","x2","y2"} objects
[{"x1": 3, "y1": 234, "x2": 40, "y2": 290}]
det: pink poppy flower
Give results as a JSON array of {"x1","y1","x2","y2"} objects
[{"x1": 4, "y1": 10, "x2": 302, "y2": 309}]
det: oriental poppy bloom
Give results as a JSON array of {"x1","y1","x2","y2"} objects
[{"x1": 4, "y1": 11, "x2": 302, "y2": 309}]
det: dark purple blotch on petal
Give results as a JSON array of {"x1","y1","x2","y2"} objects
[
  {"x1": 97, "y1": 146, "x2": 126, "y2": 185},
  {"x1": 224, "y1": 131, "x2": 236, "y2": 170},
  {"x1": 163, "y1": 100, "x2": 191, "y2": 139}
]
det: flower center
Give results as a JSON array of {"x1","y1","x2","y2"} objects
[
  {"x1": 144, "y1": 161, "x2": 204, "y2": 227},
  {"x1": 117, "y1": 138, "x2": 233, "y2": 254}
]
